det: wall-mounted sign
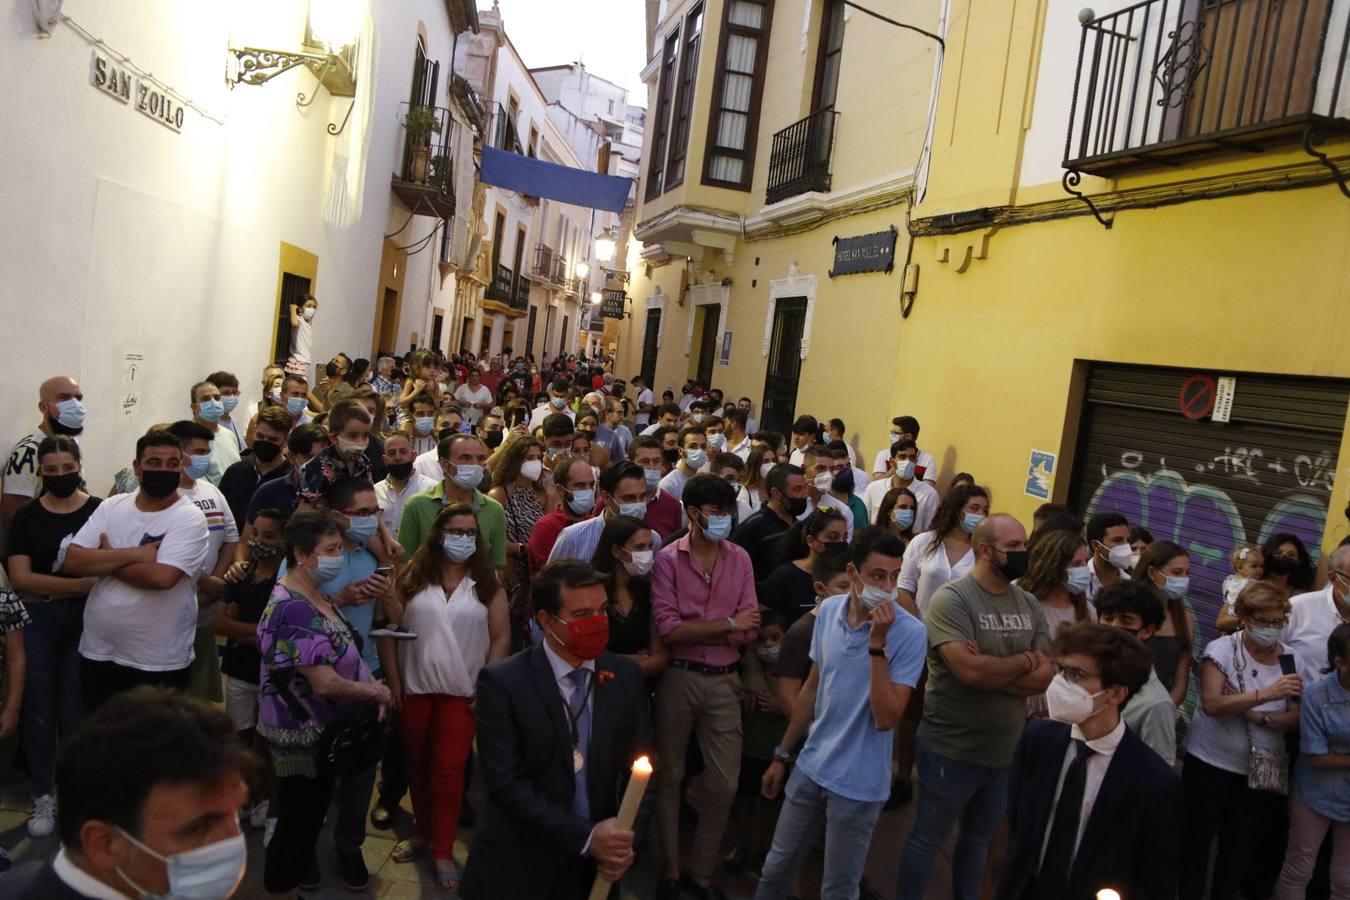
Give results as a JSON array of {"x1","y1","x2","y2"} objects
[
  {"x1": 91, "y1": 51, "x2": 185, "y2": 133},
  {"x1": 829, "y1": 226, "x2": 898, "y2": 278},
  {"x1": 1212, "y1": 376, "x2": 1237, "y2": 423},
  {"x1": 720, "y1": 331, "x2": 733, "y2": 365},
  {"x1": 1024, "y1": 449, "x2": 1057, "y2": 500},
  {"x1": 1178, "y1": 375, "x2": 1217, "y2": 420},
  {"x1": 600, "y1": 289, "x2": 626, "y2": 319}
]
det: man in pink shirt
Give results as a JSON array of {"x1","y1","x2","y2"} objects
[{"x1": 650, "y1": 474, "x2": 761, "y2": 900}]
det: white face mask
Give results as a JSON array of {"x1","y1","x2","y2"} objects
[
  {"x1": 1044, "y1": 673, "x2": 1106, "y2": 725},
  {"x1": 759, "y1": 462, "x2": 775, "y2": 480},
  {"x1": 813, "y1": 471, "x2": 833, "y2": 492},
  {"x1": 622, "y1": 549, "x2": 654, "y2": 577},
  {"x1": 858, "y1": 582, "x2": 895, "y2": 611},
  {"x1": 116, "y1": 827, "x2": 247, "y2": 900},
  {"x1": 1101, "y1": 542, "x2": 1134, "y2": 571},
  {"x1": 520, "y1": 458, "x2": 544, "y2": 482}
]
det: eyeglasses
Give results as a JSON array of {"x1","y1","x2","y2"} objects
[
  {"x1": 442, "y1": 528, "x2": 478, "y2": 538},
  {"x1": 1054, "y1": 662, "x2": 1100, "y2": 686},
  {"x1": 1248, "y1": 616, "x2": 1288, "y2": 628}
]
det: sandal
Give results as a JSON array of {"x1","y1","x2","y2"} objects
[
  {"x1": 435, "y1": 858, "x2": 460, "y2": 892},
  {"x1": 391, "y1": 838, "x2": 426, "y2": 863}
]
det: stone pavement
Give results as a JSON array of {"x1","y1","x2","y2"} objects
[{"x1": 0, "y1": 763, "x2": 960, "y2": 899}]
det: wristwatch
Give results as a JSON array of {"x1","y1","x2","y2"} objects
[
  {"x1": 725, "y1": 616, "x2": 738, "y2": 632},
  {"x1": 771, "y1": 746, "x2": 793, "y2": 763},
  {"x1": 868, "y1": 647, "x2": 886, "y2": 657}
]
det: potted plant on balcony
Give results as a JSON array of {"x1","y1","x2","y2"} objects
[
  {"x1": 403, "y1": 106, "x2": 440, "y2": 182},
  {"x1": 429, "y1": 154, "x2": 454, "y2": 196}
]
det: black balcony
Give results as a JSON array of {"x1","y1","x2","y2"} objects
[
  {"x1": 487, "y1": 264, "x2": 514, "y2": 303},
  {"x1": 1064, "y1": 0, "x2": 1350, "y2": 175},
  {"x1": 512, "y1": 274, "x2": 531, "y2": 309},
  {"x1": 392, "y1": 103, "x2": 456, "y2": 218},
  {"x1": 766, "y1": 108, "x2": 839, "y2": 205}
]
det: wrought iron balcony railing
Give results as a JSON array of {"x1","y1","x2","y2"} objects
[
  {"x1": 393, "y1": 102, "x2": 455, "y2": 217},
  {"x1": 1064, "y1": 0, "x2": 1350, "y2": 175},
  {"x1": 487, "y1": 264, "x2": 513, "y2": 303},
  {"x1": 511, "y1": 273, "x2": 530, "y2": 309},
  {"x1": 766, "y1": 108, "x2": 839, "y2": 204}
]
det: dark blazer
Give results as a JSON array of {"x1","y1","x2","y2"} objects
[
  {"x1": 459, "y1": 646, "x2": 653, "y2": 900},
  {"x1": 996, "y1": 718, "x2": 1183, "y2": 900},
  {"x1": 10, "y1": 860, "x2": 97, "y2": 899}
]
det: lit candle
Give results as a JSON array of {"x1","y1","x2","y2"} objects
[
  {"x1": 1097, "y1": 890, "x2": 1121, "y2": 900},
  {"x1": 588, "y1": 755, "x2": 653, "y2": 900}
]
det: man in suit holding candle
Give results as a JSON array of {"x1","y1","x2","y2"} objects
[{"x1": 461, "y1": 560, "x2": 654, "y2": 900}]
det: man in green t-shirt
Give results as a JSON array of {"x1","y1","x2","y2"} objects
[{"x1": 896, "y1": 513, "x2": 1053, "y2": 900}]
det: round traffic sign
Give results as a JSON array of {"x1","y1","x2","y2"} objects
[{"x1": 1179, "y1": 375, "x2": 1217, "y2": 420}]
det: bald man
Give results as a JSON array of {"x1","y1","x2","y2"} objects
[
  {"x1": 3, "y1": 376, "x2": 86, "y2": 530},
  {"x1": 895, "y1": 513, "x2": 1055, "y2": 900}
]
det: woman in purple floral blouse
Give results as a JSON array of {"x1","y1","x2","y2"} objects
[{"x1": 256, "y1": 509, "x2": 391, "y2": 894}]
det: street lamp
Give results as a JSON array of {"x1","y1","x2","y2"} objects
[
  {"x1": 575, "y1": 261, "x2": 590, "y2": 279},
  {"x1": 590, "y1": 291, "x2": 603, "y2": 305},
  {"x1": 594, "y1": 236, "x2": 617, "y2": 265}
]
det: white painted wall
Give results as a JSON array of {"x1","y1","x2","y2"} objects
[{"x1": 0, "y1": 0, "x2": 459, "y2": 490}]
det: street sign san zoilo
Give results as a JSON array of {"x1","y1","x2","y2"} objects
[
  {"x1": 91, "y1": 51, "x2": 185, "y2": 133},
  {"x1": 828, "y1": 226, "x2": 898, "y2": 278}
]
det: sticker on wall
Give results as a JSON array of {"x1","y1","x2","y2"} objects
[
  {"x1": 121, "y1": 350, "x2": 145, "y2": 418},
  {"x1": 1025, "y1": 449, "x2": 1057, "y2": 501},
  {"x1": 720, "y1": 331, "x2": 733, "y2": 365}
]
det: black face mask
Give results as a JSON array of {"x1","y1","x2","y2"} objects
[
  {"x1": 662, "y1": 448, "x2": 681, "y2": 465},
  {"x1": 831, "y1": 469, "x2": 855, "y2": 494},
  {"x1": 252, "y1": 440, "x2": 283, "y2": 463},
  {"x1": 822, "y1": 540, "x2": 849, "y2": 556},
  {"x1": 782, "y1": 494, "x2": 809, "y2": 518},
  {"x1": 1267, "y1": 556, "x2": 1296, "y2": 576},
  {"x1": 47, "y1": 414, "x2": 84, "y2": 437},
  {"x1": 139, "y1": 469, "x2": 181, "y2": 499},
  {"x1": 438, "y1": 426, "x2": 458, "y2": 442},
  {"x1": 484, "y1": 430, "x2": 504, "y2": 449},
  {"x1": 995, "y1": 549, "x2": 1030, "y2": 582},
  {"x1": 43, "y1": 472, "x2": 82, "y2": 499},
  {"x1": 387, "y1": 461, "x2": 414, "y2": 480}
]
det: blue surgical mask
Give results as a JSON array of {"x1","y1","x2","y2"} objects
[
  {"x1": 414, "y1": 416, "x2": 435, "y2": 435},
  {"x1": 893, "y1": 508, "x2": 915, "y2": 530},
  {"x1": 286, "y1": 396, "x2": 308, "y2": 417},
  {"x1": 310, "y1": 553, "x2": 345, "y2": 584},
  {"x1": 221, "y1": 395, "x2": 239, "y2": 414},
  {"x1": 55, "y1": 397, "x2": 87, "y2": 430},
  {"x1": 197, "y1": 399, "x2": 224, "y2": 423},
  {"x1": 1065, "y1": 564, "x2": 1093, "y2": 595},
  {"x1": 684, "y1": 448, "x2": 707, "y2": 470},
  {"x1": 894, "y1": 460, "x2": 916, "y2": 481},
  {"x1": 567, "y1": 489, "x2": 596, "y2": 514},
  {"x1": 550, "y1": 395, "x2": 568, "y2": 409},
  {"x1": 115, "y1": 827, "x2": 246, "y2": 900},
  {"x1": 1247, "y1": 624, "x2": 1281, "y2": 648},
  {"x1": 708, "y1": 433, "x2": 727, "y2": 451},
  {"x1": 961, "y1": 512, "x2": 985, "y2": 534},
  {"x1": 451, "y1": 463, "x2": 483, "y2": 490},
  {"x1": 1162, "y1": 575, "x2": 1190, "y2": 600},
  {"x1": 643, "y1": 468, "x2": 662, "y2": 488},
  {"x1": 442, "y1": 534, "x2": 477, "y2": 562},
  {"x1": 859, "y1": 582, "x2": 895, "y2": 611},
  {"x1": 345, "y1": 515, "x2": 378, "y2": 545},
  {"x1": 184, "y1": 454, "x2": 210, "y2": 481},
  {"x1": 701, "y1": 513, "x2": 733, "y2": 542},
  {"x1": 619, "y1": 501, "x2": 648, "y2": 519}
]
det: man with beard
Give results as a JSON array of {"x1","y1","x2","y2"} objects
[{"x1": 3, "y1": 375, "x2": 86, "y2": 532}]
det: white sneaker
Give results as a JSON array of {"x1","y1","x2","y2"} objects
[
  {"x1": 248, "y1": 799, "x2": 269, "y2": 829},
  {"x1": 263, "y1": 817, "x2": 278, "y2": 848},
  {"x1": 28, "y1": 794, "x2": 56, "y2": 838}
]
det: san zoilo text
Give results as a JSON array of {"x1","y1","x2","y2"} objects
[{"x1": 91, "y1": 52, "x2": 185, "y2": 133}]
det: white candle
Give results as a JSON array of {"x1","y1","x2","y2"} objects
[
  {"x1": 588, "y1": 755, "x2": 653, "y2": 900},
  {"x1": 1097, "y1": 890, "x2": 1121, "y2": 900}
]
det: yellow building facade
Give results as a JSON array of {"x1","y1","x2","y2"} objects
[
  {"x1": 616, "y1": 0, "x2": 943, "y2": 457},
  {"x1": 890, "y1": 0, "x2": 1350, "y2": 639}
]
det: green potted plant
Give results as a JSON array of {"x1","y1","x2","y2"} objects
[
  {"x1": 403, "y1": 106, "x2": 440, "y2": 181},
  {"x1": 429, "y1": 154, "x2": 454, "y2": 195}
]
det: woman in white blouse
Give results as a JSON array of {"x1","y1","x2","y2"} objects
[
  {"x1": 385, "y1": 502, "x2": 509, "y2": 891},
  {"x1": 889, "y1": 483, "x2": 990, "y2": 807},
  {"x1": 736, "y1": 443, "x2": 780, "y2": 522}
]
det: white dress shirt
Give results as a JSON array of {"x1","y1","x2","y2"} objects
[
  {"x1": 1284, "y1": 584, "x2": 1350, "y2": 681},
  {"x1": 375, "y1": 473, "x2": 437, "y2": 534},
  {"x1": 413, "y1": 448, "x2": 444, "y2": 483},
  {"x1": 861, "y1": 476, "x2": 940, "y2": 532},
  {"x1": 53, "y1": 847, "x2": 133, "y2": 899},
  {"x1": 871, "y1": 447, "x2": 938, "y2": 484},
  {"x1": 1038, "y1": 718, "x2": 1126, "y2": 867}
]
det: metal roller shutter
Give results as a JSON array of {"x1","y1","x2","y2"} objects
[{"x1": 1069, "y1": 363, "x2": 1348, "y2": 650}]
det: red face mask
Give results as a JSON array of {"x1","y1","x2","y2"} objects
[{"x1": 548, "y1": 613, "x2": 610, "y2": 660}]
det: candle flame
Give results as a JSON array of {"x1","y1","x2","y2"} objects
[
  {"x1": 1096, "y1": 891, "x2": 1121, "y2": 900},
  {"x1": 633, "y1": 755, "x2": 653, "y2": 775}
]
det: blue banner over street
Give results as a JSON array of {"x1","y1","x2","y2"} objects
[{"x1": 480, "y1": 145, "x2": 633, "y2": 213}]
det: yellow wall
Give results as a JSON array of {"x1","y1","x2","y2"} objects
[{"x1": 891, "y1": 185, "x2": 1350, "y2": 553}]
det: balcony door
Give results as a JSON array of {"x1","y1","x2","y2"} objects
[
  {"x1": 695, "y1": 304, "x2": 720, "y2": 387},
  {"x1": 640, "y1": 309, "x2": 661, "y2": 388},
  {"x1": 761, "y1": 297, "x2": 807, "y2": 436}
]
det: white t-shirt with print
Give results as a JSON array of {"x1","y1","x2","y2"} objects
[
  {"x1": 1185, "y1": 632, "x2": 1290, "y2": 774},
  {"x1": 180, "y1": 480, "x2": 239, "y2": 627},
  {"x1": 454, "y1": 384, "x2": 495, "y2": 425},
  {"x1": 73, "y1": 493, "x2": 210, "y2": 671},
  {"x1": 2, "y1": 428, "x2": 54, "y2": 500}
]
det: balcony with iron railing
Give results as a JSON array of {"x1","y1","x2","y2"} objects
[
  {"x1": 1064, "y1": 0, "x2": 1350, "y2": 175},
  {"x1": 765, "y1": 108, "x2": 840, "y2": 204},
  {"x1": 392, "y1": 102, "x2": 456, "y2": 218},
  {"x1": 487, "y1": 263, "x2": 514, "y2": 304},
  {"x1": 512, "y1": 273, "x2": 531, "y2": 309}
]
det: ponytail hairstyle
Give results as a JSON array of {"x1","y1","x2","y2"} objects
[
  {"x1": 783, "y1": 506, "x2": 848, "y2": 564},
  {"x1": 924, "y1": 483, "x2": 991, "y2": 558}
]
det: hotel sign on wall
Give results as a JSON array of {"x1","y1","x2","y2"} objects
[{"x1": 91, "y1": 51, "x2": 185, "y2": 133}]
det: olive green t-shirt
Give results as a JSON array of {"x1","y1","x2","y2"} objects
[{"x1": 918, "y1": 574, "x2": 1050, "y2": 768}]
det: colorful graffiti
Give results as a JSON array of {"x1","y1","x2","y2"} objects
[{"x1": 1085, "y1": 465, "x2": 1329, "y2": 647}]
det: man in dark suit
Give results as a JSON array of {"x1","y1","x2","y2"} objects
[
  {"x1": 996, "y1": 622, "x2": 1182, "y2": 900},
  {"x1": 461, "y1": 559, "x2": 654, "y2": 900},
  {"x1": 13, "y1": 686, "x2": 251, "y2": 899}
]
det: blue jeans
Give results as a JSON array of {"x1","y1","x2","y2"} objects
[
  {"x1": 755, "y1": 767, "x2": 883, "y2": 900},
  {"x1": 22, "y1": 599, "x2": 85, "y2": 796},
  {"x1": 895, "y1": 740, "x2": 1010, "y2": 900},
  {"x1": 335, "y1": 764, "x2": 378, "y2": 854}
]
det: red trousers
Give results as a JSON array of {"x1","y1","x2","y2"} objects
[{"x1": 399, "y1": 693, "x2": 475, "y2": 861}]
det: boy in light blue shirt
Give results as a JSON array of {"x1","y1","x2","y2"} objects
[{"x1": 754, "y1": 526, "x2": 926, "y2": 899}]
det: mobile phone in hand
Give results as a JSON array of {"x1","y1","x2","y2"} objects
[
  {"x1": 374, "y1": 566, "x2": 393, "y2": 579},
  {"x1": 1278, "y1": 653, "x2": 1297, "y2": 676}
]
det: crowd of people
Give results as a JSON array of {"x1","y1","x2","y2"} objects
[{"x1": 1, "y1": 337, "x2": 1349, "y2": 900}]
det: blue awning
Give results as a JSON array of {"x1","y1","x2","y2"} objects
[{"x1": 480, "y1": 145, "x2": 633, "y2": 213}]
